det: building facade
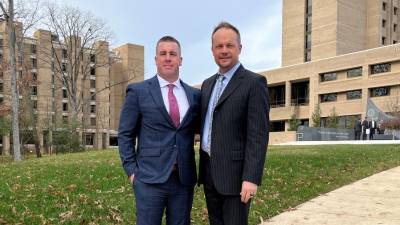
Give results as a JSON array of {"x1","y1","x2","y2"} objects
[
  {"x1": 0, "y1": 21, "x2": 144, "y2": 153},
  {"x1": 264, "y1": 0, "x2": 400, "y2": 144}
]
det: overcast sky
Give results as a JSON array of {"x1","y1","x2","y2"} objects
[{"x1": 54, "y1": 0, "x2": 282, "y2": 85}]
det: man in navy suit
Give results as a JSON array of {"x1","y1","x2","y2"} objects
[{"x1": 118, "y1": 36, "x2": 200, "y2": 225}]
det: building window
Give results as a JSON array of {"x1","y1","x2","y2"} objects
[
  {"x1": 31, "y1": 86, "x2": 37, "y2": 96},
  {"x1": 382, "y1": 36, "x2": 386, "y2": 45},
  {"x1": 18, "y1": 55, "x2": 23, "y2": 64},
  {"x1": 90, "y1": 92, "x2": 96, "y2": 101},
  {"x1": 320, "y1": 72, "x2": 337, "y2": 82},
  {"x1": 85, "y1": 133, "x2": 94, "y2": 145},
  {"x1": 370, "y1": 86, "x2": 390, "y2": 97},
  {"x1": 33, "y1": 101, "x2": 37, "y2": 110},
  {"x1": 0, "y1": 82, "x2": 3, "y2": 93},
  {"x1": 347, "y1": 67, "x2": 362, "y2": 78},
  {"x1": 32, "y1": 72, "x2": 37, "y2": 81},
  {"x1": 346, "y1": 90, "x2": 361, "y2": 100},
  {"x1": 383, "y1": 2, "x2": 387, "y2": 11},
  {"x1": 0, "y1": 39, "x2": 3, "y2": 47},
  {"x1": 62, "y1": 49, "x2": 68, "y2": 59},
  {"x1": 31, "y1": 58, "x2": 37, "y2": 69},
  {"x1": 269, "y1": 85, "x2": 285, "y2": 108},
  {"x1": 371, "y1": 63, "x2": 391, "y2": 74},
  {"x1": 90, "y1": 117, "x2": 96, "y2": 126},
  {"x1": 62, "y1": 115, "x2": 68, "y2": 124},
  {"x1": 305, "y1": 50, "x2": 311, "y2": 62},
  {"x1": 395, "y1": 7, "x2": 398, "y2": 15},
  {"x1": 90, "y1": 67, "x2": 96, "y2": 75},
  {"x1": 90, "y1": 54, "x2": 96, "y2": 63},
  {"x1": 62, "y1": 89, "x2": 67, "y2": 99},
  {"x1": 62, "y1": 63, "x2": 67, "y2": 72},
  {"x1": 62, "y1": 102, "x2": 68, "y2": 111},
  {"x1": 0, "y1": 96, "x2": 3, "y2": 104},
  {"x1": 30, "y1": 44, "x2": 37, "y2": 54},
  {"x1": 90, "y1": 79, "x2": 96, "y2": 89},
  {"x1": 90, "y1": 105, "x2": 96, "y2": 113},
  {"x1": 394, "y1": 24, "x2": 397, "y2": 32},
  {"x1": 394, "y1": 40, "x2": 398, "y2": 44},
  {"x1": 382, "y1": 19, "x2": 386, "y2": 28},
  {"x1": 321, "y1": 93, "x2": 337, "y2": 102},
  {"x1": 51, "y1": 34, "x2": 59, "y2": 42},
  {"x1": 270, "y1": 121, "x2": 285, "y2": 132}
]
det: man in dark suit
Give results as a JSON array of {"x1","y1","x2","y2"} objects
[
  {"x1": 354, "y1": 118, "x2": 362, "y2": 140},
  {"x1": 118, "y1": 36, "x2": 200, "y2": 225},
  {"x1": 199, "y1": 22, "x2": 270, "y2": 225},
  {"x1": 369, "y1": 118, "x2": 376, "y2": 140},
  {"x1": 362, "y1": 117, "x2": 369, "y2": 140}
]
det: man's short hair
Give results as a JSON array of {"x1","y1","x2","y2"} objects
[
  {"x1": 156, "y1": 36, "x2": 181, "y2": 53},
  {"x1": 212, "y1": 21, "x2": 241, "y2": 44}
]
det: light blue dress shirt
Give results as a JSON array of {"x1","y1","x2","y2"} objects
[{"x1": 202, "y1": 62, "x2": 241, "y2": 153}]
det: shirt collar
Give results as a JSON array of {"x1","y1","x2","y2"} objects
[
  {"x1": 157, "y1": 74, "x2": 182, "y2": 89},
  {"x1": 218, "y1": 62, "x2": 241, "y2": 82}
]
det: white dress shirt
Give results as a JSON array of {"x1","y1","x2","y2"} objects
[{"x1": 157, "y1": 75, "x2": 189, "y2": 123}]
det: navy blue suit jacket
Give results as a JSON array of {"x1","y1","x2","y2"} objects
[{"x1": 118, "y1": 75, "x2": 200, "y2": 186}]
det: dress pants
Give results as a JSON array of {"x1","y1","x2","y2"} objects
[
  {"x1": 134, "y1": 171, "x2": 194, "y2": 225},
  {"x1": 202, "y1": 153, "x2": 250, "y2": 225}
]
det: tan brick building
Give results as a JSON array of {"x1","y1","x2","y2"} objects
[
  {"x1": 263, "y1": 0, "x2": 400, "y2": 144},
  {"x1": 0, "y1": 20, "x2": 144, "y2": 153}
]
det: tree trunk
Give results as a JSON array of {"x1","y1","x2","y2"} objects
[{"x1": 7, "y1": 0, "x2": 21, "y2": 161}]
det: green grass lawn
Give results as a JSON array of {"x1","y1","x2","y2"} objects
[{"x1": 0, "y1": 145, "x2": 399, "y2": 225}]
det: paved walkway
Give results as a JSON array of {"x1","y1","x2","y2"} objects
[
  {"x1": 274, "y1": 140, "x2": 400, "y2": 145},
  {"x1": 260, "y1": 166, "x2": 400, "y2": 225}
]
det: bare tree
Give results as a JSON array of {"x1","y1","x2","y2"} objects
[{"x1": 40, "y1": 3, "x2": 114, "y2": 123}]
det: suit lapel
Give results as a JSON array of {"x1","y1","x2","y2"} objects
[
  {"x1": 147, "y1": 75, "x2": 175, "y2": 128},
  {"x1": 215, "y1": 66, "x2": 245, "y2": 108},
  {"x1": 201, "y1": 74, "x2": 218, "y2": 117}
]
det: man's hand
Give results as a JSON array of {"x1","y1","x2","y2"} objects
[
  {"x1": 129, "y1": 174, "x2": 135, "y2": 184},
  {"x1": 240, "y1": 181, "x2": 257, "y2": 203}
]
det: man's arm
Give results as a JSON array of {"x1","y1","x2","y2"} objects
[
  {"x1": 241, "y1": 75, "x2": 269, "y2": 203},
  {"x1": 118, "y1": 85, "x2": 141, "y2": 182}
]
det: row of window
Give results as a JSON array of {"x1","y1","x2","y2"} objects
[
  {"x1": 62, "y1": 102, "x2": 96, "y2": 114},
  {"x1": 320, "y1": 67, "x2": 362, "y2": 82},
  {"x1": 320, "y1": 86, "x2": 392, "y2": 103},
  {"x1": 320, "y1": 62, "x2": 393, "y2": 82}
]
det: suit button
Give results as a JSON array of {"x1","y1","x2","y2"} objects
[{"x1": 174, "y1": 145, "x2": 177, "y2": 147}]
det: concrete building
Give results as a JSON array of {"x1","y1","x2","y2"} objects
[
  {"x1": 263, "y1": 0, "x2": 400, "y2": 144},
  {"x1": 0, "y1": 20, "x2": 144, "y2": 154}
]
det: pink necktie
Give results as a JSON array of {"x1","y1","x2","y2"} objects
[{"x1": 167, "y1": 84, "x2": 180, "y2": 128}]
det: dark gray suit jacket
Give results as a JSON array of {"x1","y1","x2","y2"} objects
[{"x1": 199, "y1": 65, "x2": 270, "y2": 195}]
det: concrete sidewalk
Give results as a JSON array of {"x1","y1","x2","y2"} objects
[{"x1": 260, "y1": 166, "x2": 400, "y2": 225}]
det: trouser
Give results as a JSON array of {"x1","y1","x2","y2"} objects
[
  {"x1": 134, "y1": 171, "x2": 194, "y2": 225},
  {"x1": 202, "y1": 154, "x2": 250, "y2": 225}
]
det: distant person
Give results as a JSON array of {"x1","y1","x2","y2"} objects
[
  {"x1": 369, "y1": 118, "x2": 377, "y2": 140},
  {"x1": 118, "y1": 36, "x2": 200, "y2": 225},
  {"x1": 198, "y1": 22, "x2": 270, "y2": 225},
  {"x1": 361, "y1": 117, "x2": 369, "y2": 140},
  {"x1": 354, "y1": 118, "x2": 362, "y2": 140}
]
